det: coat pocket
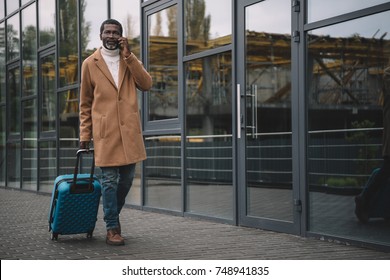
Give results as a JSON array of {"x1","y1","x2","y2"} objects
[
  {"x1": 99, "y1": 115, "x2": 107, "y2": 139},
  {"x1": 122, "y1": 111, "x2": 142, "y2": 134}
]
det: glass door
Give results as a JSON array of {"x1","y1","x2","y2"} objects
[{"x1": 237, "y1": 0, "x2": 299, "y2": 234}]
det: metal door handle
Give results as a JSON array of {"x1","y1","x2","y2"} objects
[
  {"x1": 237, "y1": 84, "x2": 241, "y2": 139},
  {"x1": 253, "y1": 84, "x2": 258, "y2": 139}
]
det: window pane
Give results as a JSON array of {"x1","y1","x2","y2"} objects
[
  {"x1": 22, "y1": 99, "x2": 37, "y2": 191},
  {"x1": 0, "y1": 22, "x2": 5, "y2": 103},
  {"x1": 38, "y1": 0, "x2": 55, "y2": 46},
  {"x1": 307, "y1": 11, "x2": 390, "y2": 245},
  {"x1": 185, "y1": 0, "x2": 232, "y2": 55},
  {"x1": 7, "y1": 13, "x2": 20, "y2": 61},
  {"x1": 185, "y1": 52, "x2": 233, "y2": 219},
  {"x1": 6, "y1": 0, "x2": 18, "y2": 15},
  {"x1": 39, "y1": 141, "x2": 56, "y2": 193},
  {"x1": 148, "y1": 6, "x2": 178, "y2": 121},
  {"x1": 41, "y1": 54, "x2": 56, "y2": 133},
  {"x1": 0, "y1": 0, "x2": 4, "y2": 19},
  {"x1": 144, "y1": 135, "x2": 182, "y2": 211},
  {"x1": 7, "y1": 142, "x2": 21, "y2": 189},
  {"x1": 245, "y1": 0, "x2": 292, "y2": 221},
  {"x1": 81, "y1": 0, "x2": 107, "y2": 59},
  {"x1": 59, "y1": 89, "x2": 79, "y2": 141},
  {"x1": 8, "y1": 66, "x2": 20, "y2": 136},
  {"x1": 308, "y1": 0, "x2": 389, "y2": 23},
  {"x1": 59, "y1": 89, "x2": 79, "y2": 175},
  {"x1": 111, "y1": 0, "x2": 141, "y2": 57},
  {"x1": 0, "y1": 107, "x2": 5, "y2": 185},
  {"x1": 22, "y1": 3, "x2": 37, "y2": 97},
  {"x1": 58, "y1": 0, "x2": 78, "y2": 87}
]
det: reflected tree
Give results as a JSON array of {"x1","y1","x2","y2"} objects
[
  {"x1": 6, "y1": 24, "x2": 19, "y2": 59},
  {"x1": 22, "y1": 26, "x2": 36, "y2": 60},
  {"x1": 59, "y1": 0, "x2": 90, "y2": 57},
  {"x1": 153, "y1": 12, "x2": 163, "y2": 36},
  {"x1": 167, "y1": 6, "x2": 177, "y2": 37},
  {"x1": 59, "y1": 0, "x2": 90, "y2": 86},
  {"x1": 40, "y1": 28, "x2": 55, "y2": 46},
  {"x1": 185, "y1": 0, "x2": 210, "y2": 43}
]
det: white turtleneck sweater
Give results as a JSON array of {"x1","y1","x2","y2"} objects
[{"x1": 101, "y1": 46, "x2": 120, "y2": 88}]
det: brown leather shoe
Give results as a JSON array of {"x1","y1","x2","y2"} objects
[{"x1": 106, "y1": 229, "x2": 124, "y2": 246}]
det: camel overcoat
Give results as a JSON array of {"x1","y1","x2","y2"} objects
[{"x1": 79, "y1": 48, "x2": 152, "y2": 167}]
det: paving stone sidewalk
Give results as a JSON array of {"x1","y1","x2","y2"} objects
[{"x1": 0, "y1": 187, "x2": 389, "y2": 260}]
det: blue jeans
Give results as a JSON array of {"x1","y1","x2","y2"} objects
[{"x1": 100, "y1": 164, "x2": 136, "y2": 230}]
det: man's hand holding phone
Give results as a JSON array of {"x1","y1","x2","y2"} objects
[{"x1": 118, "y1": 37, "x2": 131, "y2": 58}]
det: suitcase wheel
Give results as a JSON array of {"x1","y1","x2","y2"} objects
[
  {"x1": 87, "y1": 231, "x2": 93, "y2": 239},
  {"x1": 51, "y1": 232, "x2": 58, "y2": 241}
]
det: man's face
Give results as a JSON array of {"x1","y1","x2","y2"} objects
[{"x1": 100, "y1": 24, "x2": 121, "y2": 50}]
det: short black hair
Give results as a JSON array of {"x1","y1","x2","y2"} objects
[{"x1": 100, "y1": 19, "x2": 123, "y2": 36}]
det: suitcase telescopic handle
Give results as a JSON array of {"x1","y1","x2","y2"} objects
[{"x1": 72, "y1": 148, "x2": 95, "y2": 191}]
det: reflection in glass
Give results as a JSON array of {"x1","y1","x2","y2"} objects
[
  {"x1": 81, "y1": 0, "x2": 106, "y2": 59},
  {"x1": 38, "y1": 0, "x2": 55, "y2": 46},
  {"x1": 22, "y1": 99, "x2": 37, "y2": 191},
  {"x1": 148, "y1": 6, "x2": 178, "y2": 121},
  {"x1": 22, "y1": 3, "x2": 37, "y2": 97},
  {"x1": 244, "y1": 0, "x2": 292, "y2": 222},
  {"x1": 308, "y1": 0, "x2": 389, "y2": 23},
  {"x1": 58, "y1": 87, "x2": 82, "y2": 186},
  {"x1": 185, "y1": 52, "x2": 233, "y2": 219},
  {"x1": 144, "y1": 135, "x2": 181, "y2": 211},
  {"x1": 0, "y1": 108, "x2": 5, "y2": 185},
  {"x1": 8, "y1": 66, "x2": 20, "y2": 136},
  {"x1": 0, "y1": 1, "x2": 4, "y2": 19},
  {"x1": 58, "y1": 0, "x2": 79, "y2": 87},
  {"x1": 40, "y1": 54, "x2": 56, "y2": 133},
  {"x1": 185, "y1": 0, "x2": 231, "y2": 55},
  {"x1": 0, "y1": 22, "x2": 5, "y2": 103},
  {"x1": 7, "y1": 13, "x2": 20, "y2": 61},
  {"x1": 6, "y1": 0, "x2": 18, "y2": 15},
  {"x1": 111, "y1": 0, "x2": 141, "y2": 58},
  {"x1": 7, "y1": 142, "x2": 21, "y2": 189},
  {"x1": 59, "y1": 89, "x2": 79, "y2": 141},
  {"x1": 59, "y1": 89, "x2": 79, "y2": 175},
  {"x1": 307, "y1": 12, "x2": 390, "y2": 245},
  {"x1": 39, "y1": 141, "x2": 56, "y2": 193}
]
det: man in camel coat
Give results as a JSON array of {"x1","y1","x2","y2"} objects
[{"x1": 79, "y1": 19, "x2": 152, "y2": 245}]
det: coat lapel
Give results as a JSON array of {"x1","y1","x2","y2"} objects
[
  {"x1": 93, "y1": 49, "x2": 117, "y2": 89},
  {"x1": 118, "y1": 58, "x2": 127, "y2": 92}
]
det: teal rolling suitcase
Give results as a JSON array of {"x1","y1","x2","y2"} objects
[{"x1": 48, "y1": 149, "x2": 101, "y2": 240}]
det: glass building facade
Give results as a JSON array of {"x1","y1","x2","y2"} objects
[{"x1": 1, "y1": 0, "x2": 390, "y2": 250}]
